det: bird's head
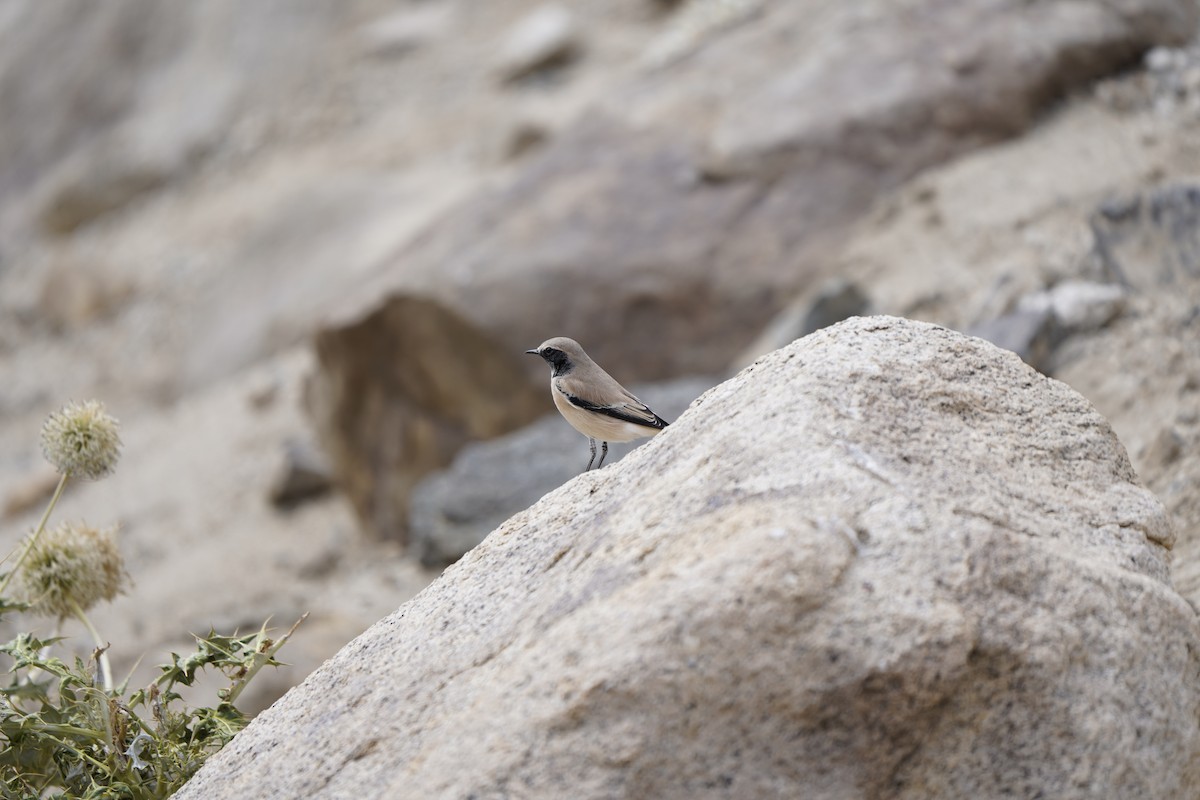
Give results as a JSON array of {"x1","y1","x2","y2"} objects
[{"x1": 525, "y1": 337, "x2": 585, "y2": 377}]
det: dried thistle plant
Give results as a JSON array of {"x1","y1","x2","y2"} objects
[
  {"x1": 40, "y1": 399, "x2": 122, "y2": 481},
  {"x1": 0, "y1": 401, "x2": 122, "y2": 599},
  {"x1": 0, "y1": 399, "x2": 303, "y2": 798},
  {"x1": 17, "y1": 521, "x2": 128, "y2": 620},
  {"x1": 14, "y1": 520, "x2": 127, "y2": 690}
]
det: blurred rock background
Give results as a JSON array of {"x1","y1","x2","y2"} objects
[{"x1": 1, "y1": 0, "x2": 1198, "y2": 711}]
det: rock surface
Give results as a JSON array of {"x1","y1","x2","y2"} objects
[
  {"x1": 965, "y1": 309, "x2": 1058, "y2": 373},
  {"x1": 0, "y1": 0, "x2": 376, "y2": 237},
  {"x1": 967, "y1": 281, "x2": 1127, "y2": 373},
  {"x1": 1090, "y1": 183, "x2": 1200, "y2": 289},
  {"x1": 268, "y1": 438, "x2": 335, "y2": 511},
  {"x1": 1056, "y1": 318, "x2": 1200, "y2": 612},
  {"x1": 733, "y1": 278, "x2": 872, "y2": 371},
  {"x1": 355, "y1": 4, "x2": 455, "y2": 60},
  {"x1": 347, "y1": 0, "x2": 1197, "y2": 381},
  {"x1": 176, "y1": 317, "x2": 1200, "y2": 799},
  {"x1": 824, "y1": 81, "x2": 1200, "y2": 610},
  {"x1": 409, "y1": 377, "x2": 714, "y2": 566},
  {"x1": 1016, "y1": 279, "x2": 1127, "y2": 333},
  {"x1": 493, "y1": 4, "x2": 581, "y2": 81}
]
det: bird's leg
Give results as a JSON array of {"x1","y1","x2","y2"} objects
[
  {"x1": 597, "y1": 441, "x2": 609, "y2": 469},
  {"x1": 586, "y1": 438, "x2": 597, "y2": 471}
]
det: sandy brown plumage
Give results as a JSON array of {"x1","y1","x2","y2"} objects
[{"x1": 526, "y1": 337, "x2": 669, "y2": 471}]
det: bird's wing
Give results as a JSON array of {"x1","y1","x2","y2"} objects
[{"x1": 556, "y1": 381, "x2": 670, "y2": 430}]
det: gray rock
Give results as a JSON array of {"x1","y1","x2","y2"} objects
[
  {"x1": 493, "y1": 5, "x2": 580, "y2": 82},
  {"x1": 176, "y1": 317, "x2": 1200, "y2": 800},
  {"x1": 0, "y1": 1, "x2": 148, "y2": 230},
  {"x1": 2, "y1": 467, "x2": 62, "y2": 520},
  {"x1": 1141, "y1": 425, "x2": 1186, "y2": 469},
  {"x1": 494, "y1": 119, "x2": 551, "y2": 162},
  {"x1": 0, "y1": 1, "x2": 390, "y2": 236},
  {"x1": 356, "y1": 5, "x2": 454, "y2": 60},
  {"x1": 268, "y1": 438, "x2": 334, "y2": 511},
  {"x1": 968, "y1": 281, "x2": 1126, "y2": 373},
  {"x1": 733, "y1": 278, "x2": 870, "y2": 370},
  {"x1": 639, "y1": 0, "x2": 763, "y2": 70},
  {"x1": 1016, "y1": 280, "x2": 1127, "y2": 332},
  {"x1": 409, "y1": 377, "x2": 715, "y2": 566},
  {"x1": 966, "y1": 308, "x2": 1058, "y2": 373},
  {"x1": 37, "y1": 254, "x2": 135, "y2": 331},
  {"x1": 35, "y1": 140, "x2": 178, "y2": 235},
  {"x1": 1090, "y1": 183, "x2": 1200, "y2": 288},
  {"x1": 1145, "y1": 45, "x2": 1179, "y2": 72},
  {"x1": 698, "y1": 1, "x2": 1197, "y2": 180}
]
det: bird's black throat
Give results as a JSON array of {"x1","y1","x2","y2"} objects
[{"x1": 540, "y1": 348, "x2": 573, "y2": 377}]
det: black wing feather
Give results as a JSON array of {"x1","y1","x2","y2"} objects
[{"x1": 564, "y1": 393, "x2": 670, "y2": 430}]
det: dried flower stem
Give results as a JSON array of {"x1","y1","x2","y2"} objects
[
  {"x1": 70, "y1": 598, "x2": 113, "y2": 693},
  {"x1": 0, "y1": 472, "x2": 69, "y2": 597}
]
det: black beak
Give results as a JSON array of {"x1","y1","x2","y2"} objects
[{"x1": 525, "y1": 349, "x2": 539, "y2": 356}]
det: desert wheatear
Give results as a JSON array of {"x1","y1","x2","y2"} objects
[{"x1": 526, "y1": 337, "x2": 670, "y2": 471}]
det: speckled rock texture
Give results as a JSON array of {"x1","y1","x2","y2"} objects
[{"x1": 177, "y1": 316, "x2": 1200, "y2": 800}]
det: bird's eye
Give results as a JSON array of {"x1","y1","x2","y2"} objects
[{"x1": 545, "y1": 349, "x2": 559, "y2": 358}]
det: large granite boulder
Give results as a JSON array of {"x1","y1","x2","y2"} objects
[{"x1": 178, "y1": 316, "x2": 1200, "y2": 799}]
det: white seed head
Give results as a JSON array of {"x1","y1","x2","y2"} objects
[
  {"x1": 40, "y1": 400, "x2": 122, "y2": 480},
  {"x1": 18, "y1": 521, "x2": 128, "y2": 619}
]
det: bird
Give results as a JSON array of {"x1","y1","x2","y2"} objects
[{"x1": 526, "y1": 337, "x2": 670, "y2": 471}]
